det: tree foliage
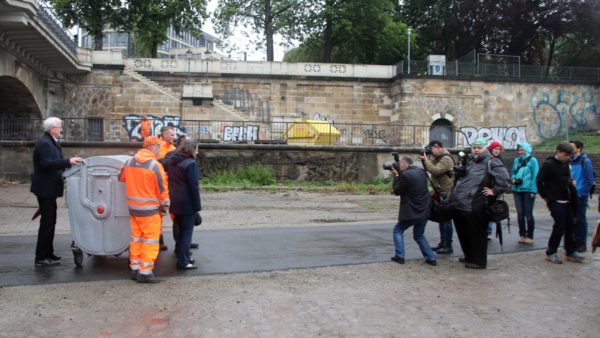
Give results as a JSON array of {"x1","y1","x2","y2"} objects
[
  {"x1": 284, "y1": 0, "x2": 407, "y2": 64},
  {"x1": 400, "y1": 0, "x2": 600, "y2": 66},
  {"x1": 213, "y1": 0, "x2": 305, "y2": 61},
  {"x1": 128, "y1": 0, "x2": 208, "y2": 58},
  {"x1": 50, "y1": 0, "x2": 128, "y2": 50},
  {"x1": 284, "y1": 0, "x2": 598, "y2": 66}
]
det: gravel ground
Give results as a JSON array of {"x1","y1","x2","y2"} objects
[{"x1": 1, "y1": 182, "x2": 599, "y2": 337}]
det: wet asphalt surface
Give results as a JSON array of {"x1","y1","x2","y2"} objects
[{"x1": 0, "y1": 217, "x2": 556, "y2": 288}]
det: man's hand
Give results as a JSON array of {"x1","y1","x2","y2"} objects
[
  {"x1": 530, "y1": 193, "x2": 536, "y2": 199},
  {"x1": 391, "y1": 167, "x2": 399, "y2": 177},
  {"x1": 159, "y1": 205, "x2": 169, "y2": 214},
  {"x1": 70, "y1": 157, "x2": 84, "y2": 165},
  {"x1": 420, "y1": 153, "x2": 427, "y2": 162},
  {"x1": 194, "y1": 211, "x2": 202, "y2": 226},
  {"x1": 482, "y1": 187, "x2": 495, "y2": 197}
]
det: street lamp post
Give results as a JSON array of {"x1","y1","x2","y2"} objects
[
  {"x1": 204, "y1": 49, "x2": 211, "y2": 83},
  {"x1": 407, "y1": 28, "x2": 412, "y2": 75},
  {"x1": 186, "y1": 49, "x2": 193, "y2": 83}
]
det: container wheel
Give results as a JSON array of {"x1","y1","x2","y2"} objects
[{"x1": 73, "y1": 248, "x2": 84, "y2": 267}]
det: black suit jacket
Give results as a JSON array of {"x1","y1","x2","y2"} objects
[{"x1": 30, "y1": 133, "x2": 72, "y2": 198}]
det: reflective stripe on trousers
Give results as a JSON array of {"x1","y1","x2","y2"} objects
[{"x1": 129, "y1": 214, "x2": 161, "y2": 272}]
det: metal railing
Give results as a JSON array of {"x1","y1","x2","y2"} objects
[
  {"x1": 37, "y1": 4, "x2": 77, "y2": 54},
  {"x1": 396, "y1": 60, "x2": 600, "y2": 83},
  {"x1": 0, "y1": 118, "x2": 464, "y2": 148},
  {"x1": 220, "y1": 87, "x2": 270, "y2": 122}
]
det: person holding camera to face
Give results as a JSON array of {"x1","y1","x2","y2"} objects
[
  {"x1": 511, "y1": 143, "x2": 539, "y2": 244},
  {"x1": 420, "y1": 140, "x2": 455, "y2": 254},
  {"x1": 388, "y1": 156, "x2": 437, "y2": 266}
]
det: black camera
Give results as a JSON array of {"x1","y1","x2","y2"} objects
[
  {"x1": 383, "y1": 153, "x2": 401, "y2": 172},
  {"x1": 512, "y1": 178, "x2": 523, "y2": 186},
  {"x1": 453, "y1": 151, "x2": 469, "y2": 179},
  {"x1": 421, "y1": 146, "x2": 433, "y2": 156}
]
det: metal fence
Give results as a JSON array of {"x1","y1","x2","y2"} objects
[
  {"x1": 220, "y1": 87, "x2": 270, "y2": 122},
  {"x1": 396, "y1": 60, "x2": 600, "y2": 83},
  {"x1": 37, "y1": 4, "x2": 77, "y2": 54},
  {"x1": 0, "y1": 118, "x2": 463, "y2": 148}
]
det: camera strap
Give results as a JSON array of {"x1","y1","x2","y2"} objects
[{"x1": 515, "y1": 155, "x2": 532, "y2": 173}]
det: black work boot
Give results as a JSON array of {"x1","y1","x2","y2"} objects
[{"x1": 137, "y1": 272, "x2": 161, "y2": 284}]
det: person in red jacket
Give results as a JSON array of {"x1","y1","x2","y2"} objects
[
  {"x1": 139, "y1": 115, "x2": 152, "y2": 140},
  {"x1": 119, "y1": 136, "x2": 170, "y2": 283}
]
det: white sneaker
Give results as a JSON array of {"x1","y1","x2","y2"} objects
[{"x1": 518, "y1": 236, "x2": 526, "y2": 243}]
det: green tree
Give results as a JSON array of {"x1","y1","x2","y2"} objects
[
  {"x1": 50, "y1": 0, "x2": 128, "y2": 50},
  {"x1": 284, "y1": 0, "x2": 407, "y2": 65},
  {"x1": 129, "y1": 0, "x2": 208, "y2": 58},
  {"x1": 213, "y1": 0, "x2": 304, "y2": 61}
]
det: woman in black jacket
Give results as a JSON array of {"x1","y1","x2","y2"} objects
[{"x1": 165, "y1": 139, "x2": 201, "y2": 269}]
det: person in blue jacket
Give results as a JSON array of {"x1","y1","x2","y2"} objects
[
  {"x1": 569, "y1": 140, "x2": 595, "y2": 252},
  {"x1": 511, "y1": 143, "x2": 539, "y2": 244}
]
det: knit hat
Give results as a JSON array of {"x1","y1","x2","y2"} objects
[
  {"x1": 472, "y1": 138, "x2": 487, "y2": 147},
  {"x1": 143, "y1": 136, "x2": 164, "y2": 148},
  {"x1": 487, "y1": 140, "x2": 503, "y2": 151}
]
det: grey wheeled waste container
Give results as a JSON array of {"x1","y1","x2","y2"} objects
[{"x1": 63, "y1": 155, "x2": 131, "y2": 267}]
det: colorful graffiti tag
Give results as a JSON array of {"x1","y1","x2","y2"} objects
[
  {"x1": 531, "y1": 90, "x2": 598, "y2": 139},
  {"x1": 122, "y1": 115, "x2": 187, "y2": 140},
  {"x1": 459, "y1": 126, "x2": 527, "y2": 149}
]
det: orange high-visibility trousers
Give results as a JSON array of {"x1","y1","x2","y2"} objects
[{"x1": 129, "y1": 214, "x2": 161, "y2": 275}]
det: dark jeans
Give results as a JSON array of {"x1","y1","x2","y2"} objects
[
  {"x1": 173, "y1": 213, "x2": 195, "y2": 267},
  {"x1": 514, "y1": 192, "x2": 536, "y2": 238},
  {"x1": 545, "y1": 201, "x2": 576, "y2": 255},
  {"x1": 573, "y1": 196, "x2": 589, "y2": 247},
  {"x1": 453, "y1": 210, "x2": 489, "y2": 268},
  {"x1": 438, "y1": 219, "x2": 453, "y2": 248},
  {"x1": 35, "y1": 196, "x2": 57, "y2": 261}
]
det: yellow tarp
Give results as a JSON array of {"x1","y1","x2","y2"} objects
[{"x1": 285, "y1": 120, "x2": 340, "y2": 145}]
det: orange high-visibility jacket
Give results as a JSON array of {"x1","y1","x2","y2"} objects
[
  {"x1": 159, "y1": 141, "x2": 176, "y2": 160},
  {"x1": 119, "y1": 149, "x2": 169, "y2": 216}
]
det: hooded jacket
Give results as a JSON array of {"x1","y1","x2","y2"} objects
[
  {"x1": 537, "y1": 155, "x2": 577, "y2": 204},
  {"x1": 570, "y1": 152, "x2": 594, "y2": 198},
  {"x1": 119, "y1": 148, "x2": 170, "y2": 216},
  {"x1": 422, "y1": 148, "x2": 455, "y2": 196},
  {"x1": 511, "y1": 143, "x2": 539, "y2": 193},
  {"x1": 451, "y1": 150, "x2": 511, "y2": 213},
  {"x1": 165, "y1": 152, "x2": 201, "y2": 215}
]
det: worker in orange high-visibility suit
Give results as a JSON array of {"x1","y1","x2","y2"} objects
[
  {"x1": 119, "y1": 136, "x2": 169, "y2": 283},
  {"x1": 157, "y1": 126, "x2": 176, "y2": 251},
  {"x1": 140, "y1": 115, "x2": 151, "y2": 140}
]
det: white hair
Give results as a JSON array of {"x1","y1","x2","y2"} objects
[{"x1": 43, "y1": 117, "x2": 62, "y2": 131}]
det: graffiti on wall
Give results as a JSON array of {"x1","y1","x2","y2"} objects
[
  {"x1": 223, "y1": 125, "x2": 259, "y2": 142},
  {"x1": 122, "y1": 115, "x2": 187, "y2": 140},
  {"x1": 459, "y1": 126, "x2": 527, "y2": 149},
  {"x1": 531, "y1": 90, "x2": 598, "y2": 139}
]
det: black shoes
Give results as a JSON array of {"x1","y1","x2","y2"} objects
[
  {"x1": 425, "y1": 260, "x2": 437, "y2": 266},
  {"x1": 130, "y1": 270, "x2": 138, "y2": 281},
  {"x1": 458, "y1": 257, "x2": 468, "y2": 263},
  {"x1": 390, "y1": 256, "x2": 405, "y2": 264},
  {"x1": 465, "y1": 263, "x2": 486, "y2": 269},
  {"x1": 49, "y1": 254, "x2": 62, "y2": 261},
  {"x1": 137, "y1": 273, "x2": 161, "y2": 283},
  {"x1": 177, "y1": 263, "x2": 198, "y2": 270},
  {"x1": 432, "y1": 243, "x2": 443, "y2": 251},
  {"x1": 189, "y1": 258, "x2": 195, "y2": 264},
  {"x1": 575, "y1": 245, "x2": 587, "y2": 253},
  {"x1": 159, "y1": 244, "x2": 168, "y2": 251},
  {"x1": 35, "y1": 258, "x2": 60, "y2": 267},
  {"x1": 190, "y1": 243, "x2": 199, "y2": 249},
  {"x1": 436, "y1": 247, "x2": 453, "y2": 254}
]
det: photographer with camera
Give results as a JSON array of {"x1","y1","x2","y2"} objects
[
  {"x1": 420, "y1": 140, "x2": 455, "y2": 254},
  {"x1": 511, "y1": 143, "x2": 539, "y2": 245},
  {"x1": 451, "y1": 138, "x2": 510, "y2": 269},
  {"x1": 387, "y1": 155, "x2": 437, "y2": 266}
]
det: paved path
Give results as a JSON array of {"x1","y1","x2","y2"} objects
[{"x1": 0, "y1": 216, "x2": 558, "y2": 287}]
